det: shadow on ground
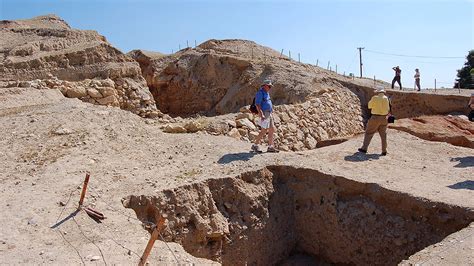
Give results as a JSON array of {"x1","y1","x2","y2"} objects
[
  {"x1": 218, "y1": 152, "x2": 258, "y2": 164},
  {"x1": 448, "y1": 180, "x2": 474, "y2": 190},
  {"x1": 450, "y1": 156, "x2": 474, "y2": 168},
  {"x1": 344, "y1": 152, "x2": 381, "y2": 162},
  {"x1": 50, "y1": 209, "x2": 80, "y2": 229}
]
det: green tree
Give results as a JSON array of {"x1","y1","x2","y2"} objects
[{"x1": 455, "y1": 50, "x2": 474, "y2": 89}]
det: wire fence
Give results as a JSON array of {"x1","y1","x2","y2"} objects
[{"x1": 50, "y1": 178, "x2": 182, "y2": 265}]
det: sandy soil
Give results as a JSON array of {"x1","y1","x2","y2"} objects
[{"x1": 0, "y1": 87, "x2": 473, "y2": 265}]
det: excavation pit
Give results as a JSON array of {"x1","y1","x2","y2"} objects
[{"x1": 124, "y1": 166, "x2": 473, "y2": 265}]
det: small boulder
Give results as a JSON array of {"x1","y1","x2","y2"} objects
[
  {"x1": 248, "y1": 131, "x2": 259, "y2": 142},
  {"x1": 96, "y1": 95, "x2": 119, "y2": 106},
  {"x1": 184, "y1": 121, "x2": 203, "y2": 133},
  {"x1": 227, "y1": 128, "x2": 241, "y2": 139},
  {"x1": 279, "y1": 112, "x2": 290, "y2": 122},
  {"x1": 87, "y1": 88, "x2": 102, "y2": 98},
  {"x1": 66, "y1": 86, "x2": 87, "y2": 98},
  {"x1": 53, "y1": 127, "x2": 73, "y2": 135},
  {"x1": 97, "y1": 87, "x2": 116, "y2": 97},
  {"x1": 236, "y1": 118, "x2": 256, "y2": 131},
  {"x1": 238, "y1": 128, "x2": 248, "y2": 138},
  {"x1": 163, "y1": 124, "x2": 187, "y2": 133},
  {"x1": 304, "y1": 136, "x2": 318, "y2": 149},
  {"x1": 236, "y1": 113, "x2": 254, "y2": 120},
  {"x1": 225, "y1": 120, "x2": 237, "y2": 128}
]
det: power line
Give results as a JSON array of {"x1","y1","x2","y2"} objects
[
  {"x1": 366, "y1": 56, "x2": 461, "y2": 65},
  {"x1": 365, "y1": 49, "x2": 463, "y2": 59}
]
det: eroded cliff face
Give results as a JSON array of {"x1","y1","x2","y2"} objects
[{"x1": 0, "y1": 15, "x2": 159, "y2": 117}]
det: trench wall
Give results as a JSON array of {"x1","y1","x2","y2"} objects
[{"x1": 124, "y1": 166, "x2": 473, "y2": 265}]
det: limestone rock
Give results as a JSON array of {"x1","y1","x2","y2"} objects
[
  {"x1": 238, "y1": 128, "x2": 248, "y2": 138},
  {"x1": 206, "y1": 121, "x2": 230, "y2": 135},
  {"x1": 87, "y1": 88, "x2": 102, "y2": 98},
  {"x1": 248, "y1": 131, "x2": 259, "y2": 142},
  {"x1": 53, "y1": 127, "x2": 73, "y2": 135},
  {"x1": 65, "y1": 86, "x2": 87, "y2": 98},
  {"x1": 236, "y1": 118, "x2": 256, "y2": 131},
  {"x1": 97, "y1": 86, "x2": 116, "y2": 97},
  {"x1": 227, "y1": 128, "x2": 241, "y2": 139},
  {"x1": 96, "y1": 95, "x2": 119, "y2": 106},
  {"x1": 184, "y1": 121, "x2": 204, "y2": 133},
  {"x1": 226, "y1": 120, "x2": 237, "y2": 128},
  {"x1": 236, "y1": 113, "x2": 254, "y2": 120},
  {"x1": 163, "y1": 124, "x2": 187, "y2": 134},
  {"x1": 304, "y1": 136, "x2": 318, "y2": 149}
]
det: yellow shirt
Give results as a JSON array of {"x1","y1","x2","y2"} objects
[{"x1": 368, "y1": 94, "x2": 390, "y2": 115}]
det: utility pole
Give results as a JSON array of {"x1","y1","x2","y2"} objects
[{"x1": 357, "y1": 47, "x2": 364, "y2": 78}]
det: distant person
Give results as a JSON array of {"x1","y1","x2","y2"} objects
[
  {"x1": 414, "y1": 68, "x2": 421, "y2": 91},
  {"x1": 358, "y1": 86, "x2": 391, "y2": 156},
  {"x1": 251, "y1": 79, "x2": 279, "y2": 153},
  {"x1": 391, "y1": 66, "x2": 402, "y2": 90},
  {"x1": 469, "y1": 92, "x2": 474, "y2": 122}
]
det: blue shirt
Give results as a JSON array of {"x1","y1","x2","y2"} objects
[{"x1": 255, "y1": 87, "x2": 273, "y2": 112}]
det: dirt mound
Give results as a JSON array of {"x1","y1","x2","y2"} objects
[
  {"x1": 390, "y1": 115, "x2": 474, "y2": 148},
  {"x1": 130, "y1": 39, "x2": 357, "y2": 117},
  {"x1": 0, "y1": 15, "x2": 158, "y2": 117}
]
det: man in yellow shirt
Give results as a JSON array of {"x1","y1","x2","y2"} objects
[{"x1": 358, "y1": 87, "x2": 391, "y2": 156}]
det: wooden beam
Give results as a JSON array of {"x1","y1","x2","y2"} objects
[
  {"x1": 78, "y1": 173, "x2": 90, "y2": 207},
  {"x1": 138, "y1": 214, "x2": 166, "y2": 266}
]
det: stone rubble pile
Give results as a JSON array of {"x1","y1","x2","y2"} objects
[
  {"x1": 161, "y1": 90, "x2": 364, "y2": 151},
  {"x1": 0, "y1": 77, "x2": 162, "y2": 118}
]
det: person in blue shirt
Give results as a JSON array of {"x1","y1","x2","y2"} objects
[{"x1": 251, "y1": 79, "x2": 279, "y2": 153}]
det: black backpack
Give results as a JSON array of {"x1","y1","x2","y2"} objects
[
  {"x1": 250, "y1": 88, "x2": 265, "y2": 114},
  {"x1": 250, "y1": 97, "x2": 258, "y2": 114}
]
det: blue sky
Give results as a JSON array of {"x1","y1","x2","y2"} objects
[{"x1": 1, "y1": 0, "x2": 473, "y2": 88}]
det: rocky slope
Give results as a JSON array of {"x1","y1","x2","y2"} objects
[
  {"x1": 162, "y1": 88, "x2": 364, "y2": 151},
  {"x1": 0, "y1": 15, "x2": 159, "y2": 117}
]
